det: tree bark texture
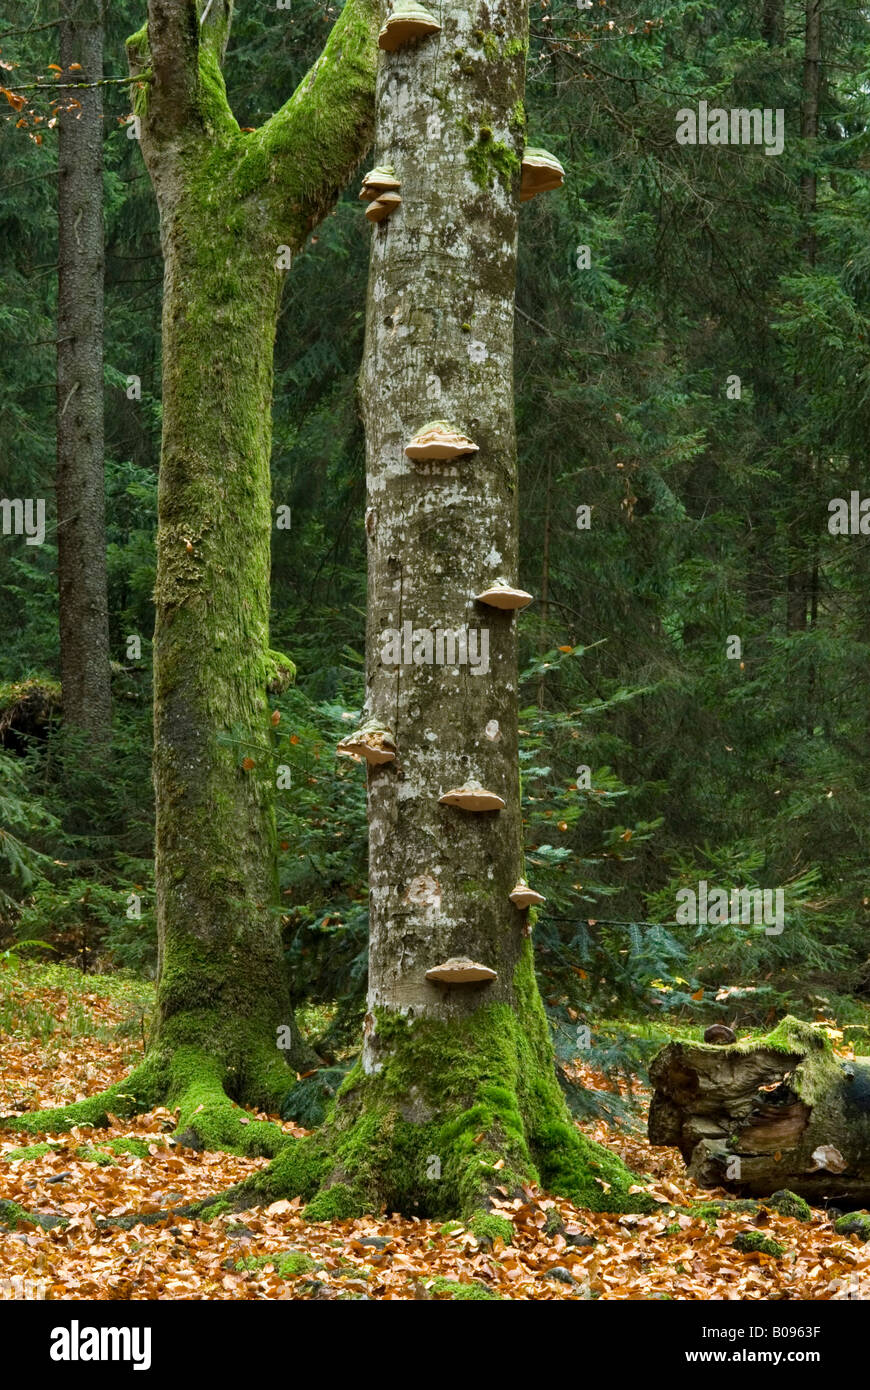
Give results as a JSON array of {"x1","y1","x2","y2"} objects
[
  {"x1": 123, "y1": 0, "x2": 381, "y2": 1119},
  {"x1": 288, "y1": 0, "x2": 649, "y2": 1223},
  {"x1": 56, "y1": 0, "x2": 112, "y2": 744}
]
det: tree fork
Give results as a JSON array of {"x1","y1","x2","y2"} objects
[{"x1": 122, "y1": 0, "x2": 382, "y2": 1110}]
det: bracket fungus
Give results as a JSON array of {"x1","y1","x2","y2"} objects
[
  {"x1": 404, "y1": 421, "x2": 480, "y2": 462},
  {"x1": 425, "y1": 957, "x2": 498, "y2": 985},
  {"x1": 378, "y1": 0, "x2": 442, "y2": 52},
  {"x1": 336, "y1": 721, "x2": 397, "y2": 766},
  {"x1": 509, "y1": 879, "x2": 546, "y2": 909},
  {"x1": 519, "y1": 147, "x2": 565, "y2": 202},
  {"x1": 365, "y1": 192, "x2": 403, "y2": 224},
  {"x1": 703, "y1": 1024, "x2": 737, "y2": 1046},
  {"x1": 438, "y1": 781, "x2": 505, "y2": 812},
  {"x1": 475, "y1": 578, "x2": 533, "y2": 611},
  {"x1": 359, "y1": 165, "x2": 401, "y2": 202}
]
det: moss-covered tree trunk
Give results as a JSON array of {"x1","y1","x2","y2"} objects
[
  {"x1": 285, "y1": 0, "x2": 647, "y2": 1224},
  {"x1": 4, "y1": 0, "x2": 380, "y2": 1152},
  {"x1": 127, "y1": 0, "x2": 383, "y2": 1136}
]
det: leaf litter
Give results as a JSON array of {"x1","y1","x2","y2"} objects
[{"x1": 1, "y1": 966, "x2": 868, "y2": 1300}]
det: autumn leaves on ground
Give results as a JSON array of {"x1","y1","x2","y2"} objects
[{"x1": 0, "y1": 962, "x2": 866, "y2": 1302}]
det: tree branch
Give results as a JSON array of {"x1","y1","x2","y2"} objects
[
  {"x1": 256, "y1": 0, "x2": 380, "y2": 236},
  {"x1": 126, "y1": 0, "x2": 233, "y2": 146}
]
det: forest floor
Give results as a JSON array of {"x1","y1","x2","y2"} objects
[{"x1": 0, "y1": 962, "x2": 868, "y2": 1301}]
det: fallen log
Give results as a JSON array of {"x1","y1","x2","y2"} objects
[{"x1": 648, "y1": 1016, "x2": 870, "y2": 1205}]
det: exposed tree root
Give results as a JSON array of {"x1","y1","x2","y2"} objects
[
  {"x1": 2, "y1": 976, "x2": 651, "y2": 1229},
  {"x1": 0, "y1": 1059, "x2": 159, "y2": 1136},
  {"x1": 0, "y1": 1046, "x2": 293, "y2": 1159}
]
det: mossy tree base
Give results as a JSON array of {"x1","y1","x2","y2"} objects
[
  {"x1": 226, "y1": 945, "x2": 651, "y2": 1223},
  {"x1": 0, "y1": 1044, "x2": 292, "y2": 1160},
  {"x1": 2, "y1": 957, "x2": 649, "y2": 1224},
  {"x1": 76, "y1": 0, "x2": 382, "y2": 1176}
]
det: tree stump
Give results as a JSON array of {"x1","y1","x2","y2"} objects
[{"x1": 648, "y1": 1017, "x2": 870, "y2": 1205}]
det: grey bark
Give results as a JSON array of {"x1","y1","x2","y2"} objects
[{"x1": 359, "y1": 3, "x2": 528, "y2": 1058}]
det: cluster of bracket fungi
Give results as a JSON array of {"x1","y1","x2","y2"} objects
[
  {"x1": 359, "y1": 1, "x2": 565, "y2": 227},
  {"x1": 341, "y1": 1, "x2": 566, "y2": 990}
]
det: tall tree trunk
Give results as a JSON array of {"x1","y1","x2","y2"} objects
[
  {"x1": 3, "y1": 0, "x2": 380, "y2": 1153},
  {"x1": 56, "y1": 0, "x2": 112, "y2": 744},
  {"x1": 761, "y1": 0, "x2": 785, "y2": 47},
  {"x1": 291, "y1": 0, "x2": 647, "y2": 1223},
  {"x1": 128, "y1": 0, "x2": 380, "y2": 1127},
  {"x1": 800, "y1": 0, "x2": 821, "y2": 265},
  {"x1": 786, "y1": 0, "x2": 822, "y2": 722},
  {"x1": 798, "y1": 1, "x2": 822, "y2": 723},
  {"x1": 537, "y1": 459, "x2": 551, "y2": 709}
]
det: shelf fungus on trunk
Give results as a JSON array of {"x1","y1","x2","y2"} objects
[
  {"x1": 509, "y1": 879, "x2": 546, "y2": 909},
  {"x1": 519, "y1": 147, "x2": 565, "y2": 202},
  {"x1": 404, "y1": 421, "x2": 480, "y2": 462},
  {"x1": 475, "y1": 578, "x2": 533, "y2": 610},
  {"x1": 359, "y1": 165, "x2": 401, "y2": 202},
  {"x1": 336, "y1": 721, "x2": 397, "y2": 765},
  {"x1": 438, "y1": 780, "x2": 506, "y2": 812},
  {"x1": 365, "y1": 192, "x2": 403, "y2": 224},
  {"x1": 425, "y1": 957, "x2": 498, "y2": 985},
  {"x1": 378, "y1": 0, "x2": 442, "y2": 52}
]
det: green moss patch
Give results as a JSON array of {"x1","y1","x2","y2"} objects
[
  {"x1": 834, "y1": 1211, "x2": 870, "y2": 1241},
  {"x1": 732, "y1": 1231, "x2": 785, "y2": 1258},
  {"x1": 470, "y1": 1211, "x2": 514, "y2": 1246},
  {"x1": 689, "y1": 1199, "x2": 761, "y2": 1226},
  {"x1": 1, "y1": 1143, "x2": 56, "y2": 1162},
  {"x1": 0, "y1": 1199, "x2": 68, "y2": 1231},
  {"x1": 76, "y1": 1137, "x2": 150, "y2": 1165},
  {"x1": 465, "y1": 135, "x2": 520, "y2": 192},
  {"x1": 236, "y1": 1250, "x2": 316, "y2": 1277},
  {"x1": 428, "y1": 1276, "x2": 502, "y2": 1300},
  {"x1": 766, "y1": 1189, "x2": 812, "y2": 1222}
]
